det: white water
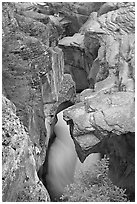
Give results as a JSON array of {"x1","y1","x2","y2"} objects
[{"x1": 46, "y1": 110, "x2": 100, "y2": 200}]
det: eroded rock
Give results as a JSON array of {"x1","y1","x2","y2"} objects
[
  {"x1": 2, "y1": 2, "x2": 135, "y2": 201},
  {"x1": 63, "y1": 91, "x2": 135, "y2": 198},
  {"x1": 2, "y1": 2, "x2": 65, "y2": 172},
  {"x1": 2, "y1": 95, "x2": 50, "y2": 202},
  {"x1": 36, "y1": 2, "x2": 104, "y2": 35},
  {"x1": 64, "y1": 92, "x2": 135, "y2": 138},
  {"x1": 59, "y1": 33, "x2": 98, "y2": 92},
  {"x1": 83, "y1": 2, "x2": 135, "y2": 90}
]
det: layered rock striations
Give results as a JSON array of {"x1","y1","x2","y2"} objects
[
  {"x1": 2, "y1": 2, "x2": 135, "y2": 202},
  {"x1": 83, "y1": 2, "x2": 135, "y2": 91},
  {"x1": 59, "y1": 2, "x2": 135, "y2": 93}
]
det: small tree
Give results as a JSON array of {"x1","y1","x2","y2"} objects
[{"x1": 61, "y1": 156, "x2": 128, "y2": 202}]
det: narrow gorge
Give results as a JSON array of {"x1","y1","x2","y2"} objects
[{"x1": 2, "y1": 2, "x2": 135, "y2": 202}]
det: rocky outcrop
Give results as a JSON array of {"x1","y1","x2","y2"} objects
[
  {"x1": 2, "y1": 2, "x2": 65, "y2": 169},
  {"x1": 64, "y1": 91, "x2": 135, "y2": 139},
  {"x1": 59, "y1": 2, "x2": 135, "y2": 93},
  {"x1": 61, "y1": 2, "x2": 135, "y2": 199},
  {"x1": 44, "y1": 73, "x2": 76, "y2": 149},
  {"x1": 2, "y1": 95, "x2": 50, "y2": 202},
  {"x1": 83, "y1": 2, "x2": 135, "y2": 91},
  {"x1": 2, "y1": 2, "x2": 77, "y2": 201},
  {"x1": 58, "y1": 29, "x2": 100, "y2": 92},
  {"x1": 64, "y1": 90, "x2": 135, "y2": 198},
  {"x1": 2, "y1": 2, "x2": 135, "y2": 202},
  {"x1": 36, "y1": 2, "x2": 104, "y2": 35},
  {"x1": 59, "y1": 33, "x2": 90, "y2": 92}
]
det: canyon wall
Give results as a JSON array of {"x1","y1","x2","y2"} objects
[
  {"x1": 2, "y1": 2, "x2": 135, "y2": 201},
  {"x1": 2, "y1": 2, "x2": 64, "y2": 201},
  {"x1": 2, "y1": 95, "x2": 50, "y2": 201},
  {"x1": 62, "y1": 2, "x2": 135, "y2": 198}
]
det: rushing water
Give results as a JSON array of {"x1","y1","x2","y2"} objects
[{"x1": 46, "y1": 109, "x2": 100, "y2": 201}]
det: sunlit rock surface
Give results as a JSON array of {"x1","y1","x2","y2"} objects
[
  {"x1": 64, "y1": 91, "x2": 135, "y2": 196},
  {"x1": 64, "y1": 91, "x2": 134, "y2": 139}
]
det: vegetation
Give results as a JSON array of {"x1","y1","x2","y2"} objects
[{"x1": 61, "y1": 156, "x2": 128, "y2": 202}]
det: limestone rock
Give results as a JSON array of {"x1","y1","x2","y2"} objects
[
  {"x1": 97, "y1": 2, "x2": 118, "y2": 16},
  {"x1": 63, "y1": 91, "x2": 135, "y2": 197},
  {"x1": 22, "y1": 10, "x2": 49, "y2": 24},
  {"x1": 36, "y1": 2, "x2": 104, "y2": 35},
  {"x1": 57, "y1": 3, "x2": 104, "y2": 92},
  {"x1": 83, "y1": 2, "x2": 135, "y2": 90},
  {"x1": 2, "y1": 2, "x2": 135, "y2": 201},
  {"x1": 41, "y1": 47, "x2": 64, "y2": 104},
  {"x1": 2, "y1": 95, "x2": 50, "y2": 202},
  {"x1": 14, "y1": 2, "x2": 36, "y2": 12},
  {"x1": 2, "y1": 2, "x2": 64, "y2": 171},
  {"x1": 59, "y1": 34, "x2": 95, "y2": 92},
  {"x1": 44, "y1": 73, "x2": 76, "y2": 131},
  {"x1": 59, "y1": 33, "x2": 84, "y2": 48},
  {"x1": 64, "y1": 92, "x2": 134, "y2": 138}
]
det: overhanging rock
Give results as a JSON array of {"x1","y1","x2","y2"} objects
[{"x1": 63, "y1": 91, "x2": 135, "y2": 160}]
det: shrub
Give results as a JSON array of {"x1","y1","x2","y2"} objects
[{"x1": 61, "y1": 156, "x2": 128, "y2": 202}]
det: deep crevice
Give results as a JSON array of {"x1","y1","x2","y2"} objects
[{"x1": 37, "y1": 100, "x2": 75, "y2": 201}]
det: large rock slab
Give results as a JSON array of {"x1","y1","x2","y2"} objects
[
  {"x1": 64, "y1": 91, "x2": 135, "y2": 144},
  {"x1": 2, "y1": 95, "x2": 50, "y2": 202},
  {"x1": 59, "y1": 33, "x2": 84, "y2": 48},
  {"x1": 64, "y1": 91, "x2": 135, "y2": 197}
]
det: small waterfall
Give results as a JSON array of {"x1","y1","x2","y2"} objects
[
  {"x1": 46, "y1": 110, "x2": 77, "y2": 201},
  {"x1": 45, "y1": 108, "x2": 100, "y2": 201}
]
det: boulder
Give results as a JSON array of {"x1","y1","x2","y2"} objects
[
  {"x1": 2, "y1": 95, "x2": 50, "y2": 202},
  {"x1": 64, "y1": 91, "x2": 134, "y2": 138},
  {"x1": 63, "y1": 91, "x2": 135, "y2": 197}
]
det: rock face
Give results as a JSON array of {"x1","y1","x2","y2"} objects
[
  {"x1": 64, "y1": 91, "x2": 135, "y2": 139},
  {"x1": 59, "y1": 2, "x2": 135, "y2": 93},
  {"x1": 64, "y1": 90, "x2": 135, "y2": 198},
  {"x1": 84, "y1": 2, "x2": 135, "y2": 91},
  {"x1": 62, "y1": 1, "x2": 135, "y2": 189},
  {"x1": 59, "y1": 33, "x2": 94, "y2": 92},
  {"x1": 2, "y1": 2, "x2": 65, "y2": 171},
  {"x1": 58, "y1": 29, "x2": 100, "y2": 92},
  {"x1": 2, "y1": 95, "x2": 50, "y2": 202},
  {"x1": 36, "y1": 2, "x2": 104, "y2": 35},
  {"x1": 2, "y1": 2, "x2": 77, "y2": 201},
  {"x1": 2, "y1": 2, "x2": 135, "y2": 202},
  {"x1": 62, "y1": 3, "x2": 135, "y2": 200}
]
